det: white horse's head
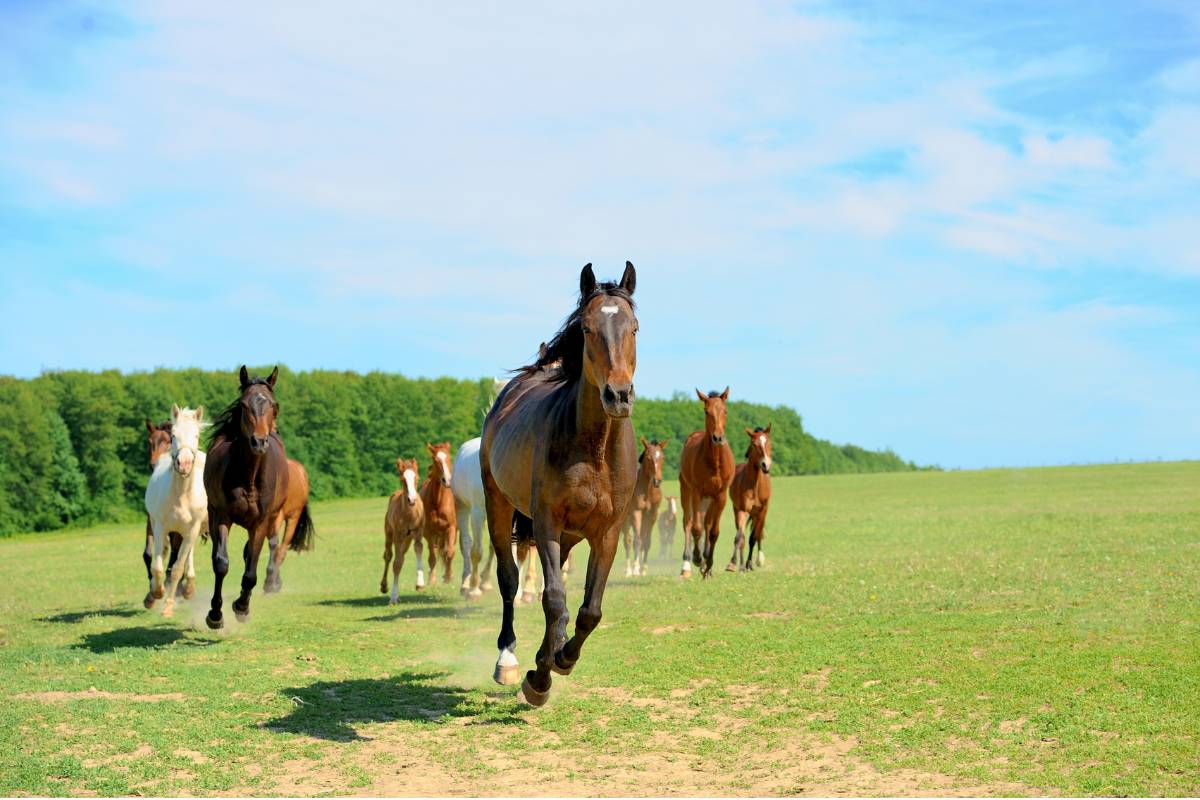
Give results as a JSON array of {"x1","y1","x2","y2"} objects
[{"x1": 170, "y1": 404, "x2": 205, "y2": 477}]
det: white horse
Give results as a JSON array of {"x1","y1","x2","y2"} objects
[
  {"x1": 144, "y1": 405, "x2": 208, "y2": 617},
  {"x1": 452, "y1": 437, "x2": 496, "y2": 598}
]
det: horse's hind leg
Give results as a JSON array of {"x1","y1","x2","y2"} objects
[
  {"x1": 521, "y1": 546, "x2": 540, "y2": 604},
  {"x1": 161, "y1": 527, "x2": 198, "y2": 617},
  {"x1": 412, "y1": 530, "x2": 426, "y2": 590},
  {"x1": 457, "y1": 499, "x2": 473, "y2": 597},
  {"x1": 146, "y1": 518, "x2": 167, "y2": 608},
  {"x1": 391, "y1": 531, "x2": 410, "y2": 604},
  {"x1": 232, "y1": 524, "x2": 268, "y2": 622},
  {"x1": 622, "y1": 517, "x2": 634, "y2": 577},
  {"x1": 142, "y1": 519, "x2": 155, "y2": 603},
  {"x1": 478, "y1": 511, "x2": 494, "y2": 592},
  {"x1": 381, "y1": 525, "x2": 394, "y2": 595},
  {"x1": 183, "y1": 544, "x2": 196, "y2": 599}
]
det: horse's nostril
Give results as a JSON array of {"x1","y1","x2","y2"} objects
[{"x1": 603, "y1": 385, "x2": 617, "y2": 404}]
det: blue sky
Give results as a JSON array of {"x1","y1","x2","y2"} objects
[{"x1": 1, "y1": 1, "x2": 1198, "y2": 469}]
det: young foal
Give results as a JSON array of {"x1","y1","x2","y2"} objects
[
  {"x1": 203, "y1": 366, "x2": 290, "y2": 629},
  {"x1": 264, "y1": 457, "x2": 315, "y2": 593},
  {"x1": 679, "y1": 388, "x2": 735, "y2": 578},
  {"x1": 144, "y1": 406, "x2": 208, "y2": 616},
  {"x1": 622, "y1": 437, "x2": 666, "y2": 577},
  {"x1": 728, "y1": 425, "x2": 773, "y2": 572},
  {"x1": 419, "y1": 442, "x2": 457, "y2": 588},
  {"x1": 481, "y1": 262, "x2": 639, "y2": 707},
  {"x1": 382, "y1": 457, "x2": 424, "y2": 602},
  {"x1": 658, "y1": 496, "x2": 678, "y2": 559}
]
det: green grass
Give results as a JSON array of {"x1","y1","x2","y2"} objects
[{"x1": 1, "y1": 462, "x2": 1197, "y2": 796}]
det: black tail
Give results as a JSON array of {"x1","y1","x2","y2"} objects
[
  {"x1": 511, "y1": 510, "x2": 534, "y2": 545},
  {"x1": 290, "y1": 505, "x2": 315, "y2": 552}
]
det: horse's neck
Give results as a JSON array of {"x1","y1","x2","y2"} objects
[
  {"x1": 573, "y1": 378, "x2": 622, "y2": 460},
  {"x1": 635, "y1": 460, "x2": 652, "y2": 493},
  {"x1": 704, "y1": 437, "x2": 729, "y2": 470}
]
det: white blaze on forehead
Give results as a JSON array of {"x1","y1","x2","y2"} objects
[
  {"x1": 654, "y1": 451, "x2": 661, "y2": 461},
  {"x1": 403, "y1": 469, "x2": 417, "y2": 500},
  {"x1": 758, "y1": 436, "x2": 767, "y2": 449},
  {"x1": 600, "y1": 305, "x2": 619, "y2": 315}
]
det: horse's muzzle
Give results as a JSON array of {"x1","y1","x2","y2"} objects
[
  {"x1": 652, "y1": 478, "x2": 662, "y2": 488},
  {"x1": 711, "y1": 434, "x2": 725, "y2": 445},
  {"x1": 441, "y1": 478, "x2": 451, "y2": 488},
  {"x1": 601, "y1": 382, "x2": 634, "y2": 418},
  {"x1": 249, "y1": 436, "x2": 270, "y2": 455}
]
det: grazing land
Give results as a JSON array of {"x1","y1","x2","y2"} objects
[{"x1": 0, "y1": 462, "x2": 1196, "y2": 796}]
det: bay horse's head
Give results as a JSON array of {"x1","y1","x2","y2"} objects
[
  {"x1": 695, "y1": 387, "x2": 730, "y2": 445},
  {"x1": 639, "y1": 436, "x2": 667, "y2": 488},
  {"x1": 426, "y1": 442, "x2": 453, "y2": 488},
  {"x1": 744, "y1": 424, "x2": 773, "y2": 474},
  {"x1": 396, "y1": 456, "x2": 420, "y2": 504},
  {"x1": 169, "y1": 404, "x2": 205, "y2": 477},
  {"x1": 238, "y1": 365, "x2": 279, "y2": 455},
  {"x1": 145, "y1": 418, "x2": 172, "y2": 471}
]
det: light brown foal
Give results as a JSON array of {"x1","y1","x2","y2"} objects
[
  {"x1": 728, "y1": 425, "x2": 773, "y2": 572},
  {"x1": 678, "y1": 388, "x2": 735, "y2": 579},
  {"x1": 382, "y1": 457, "x2": 425, "y2": 601},
  {"x1": 419, "y1": 442, "x2": 458, "y2": 587},
  {"x1": 622, "y1": 437, "x2": 667, "y2": 577}
]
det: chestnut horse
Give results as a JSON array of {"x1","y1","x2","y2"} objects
[
  {"x1": 203, "y1": 366, "x2": 290, "y2": 629},
  {"x1": 141, "y1": 419, "x2": 192, "y2": 603},
  {"x1": 263, "y1": 458, "x2": 315, "y2": 593},
  {"x1": 381, "y1": 457, "x2": 424, "y2": 602},
  {"x1": 419, "y1": 442, "x2": 457, "y2": 588},
  {"x1": 657, "y1": 495, "x2": 678, "y2": 559},
  {"x1": 728, "y1": 425, "x2": 773, "y2": 572},
  {"x1": 679, "y1": 388, "x2": 735, "y2": 578},
  {"x1": 482, "y1": 261, "x2": 639, "y2": 707},
  {"x1": 622, "y1": 437, "x2": 667, "y2": 577}
]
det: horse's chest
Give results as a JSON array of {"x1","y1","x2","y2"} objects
[
  {"x1": 558, "y1": 464, "x2": 625, "y2": 533},
  {"x1": 228, "y1": 487, "x2": 260, "y2": 521}
]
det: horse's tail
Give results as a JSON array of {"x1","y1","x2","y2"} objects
[{"x1": 290, "y1": 505, "x2": 315, "y2": 552}]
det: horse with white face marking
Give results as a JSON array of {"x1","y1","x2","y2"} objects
[
  {"x1": 451, "y1": 438, "x2": 496, "y2": 598},
  {"x1": 144, "y1": 405, "x2": 209, "y2": 617},
  {"x1": 382, "y1": 457, "x2": 425, "y2": 601},
  {"x1": 728, "y1": 424, "x2": 773, "y2": 571},
  {"x1": 141, "y1": 419, "x2": 195, "y2": 605},
  {"x1": 419, "y1": 442, "x2": 458, "y2": 587},
  {"x1": 658, "y1": 496, "x2": 678, "y2": 559},
  {"x1": 622, "y1": 437, "x2": 668, "y2": 576}
]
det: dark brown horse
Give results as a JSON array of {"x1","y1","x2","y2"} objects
[
  {"x1": 419, "y1": 442, "x2": 457, "y2": 588},
  {"x1": 621, "y1": 437, "x2": 667, "y2": 577},
  {"x1": 142, "y1": 419, "x2": 190, "y2": 604},
  {"x1": 678, "y1": 388, "x2": 735, "y2": 578},
  {"x1": 263, "y1": 458, "x2": 315, "y2": 593},
  {"x1": 202, "y1": 366, "x2": 291, "y2": 629},
  {"x1": 728, "y1": 424, "x2": 773, "y2": 572},
  {"x1": 481, "y1": 262, "x2": 639, "y2": 707}
]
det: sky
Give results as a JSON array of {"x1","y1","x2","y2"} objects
[{"x1": 1, "y1": 1, "x2": 1198, "y2": 469}]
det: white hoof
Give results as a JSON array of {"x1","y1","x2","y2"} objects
[
  {"x1": 494, "y1": 648, "x2": 520, "y2": 685},
  {"x1": 757, "y1": 551, "x2": 765, "y2": 567}
]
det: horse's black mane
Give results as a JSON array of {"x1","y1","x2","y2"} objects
[
  {"x1": 517, "y1": 281, "x2": 635, "y2": 384},
  {"x1": 708, "y1": 390, "x2": 722, "y2": 398},
  {"x1": 207, "y1": 379, "x2": 275, "y2": 446}
]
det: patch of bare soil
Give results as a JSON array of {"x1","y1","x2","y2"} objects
[{"x1": 14, "y1": 687, "x2": 187, "y2": 703}]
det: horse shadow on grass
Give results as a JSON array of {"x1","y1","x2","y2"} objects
[
  {"x1": 313, "y1": 594, "x2": 449, "y2": 609},
  {"x1": 267, "y1": 670, "x2": 525, "y2": 741},
  {"x1": 37, "y1": 606, "x2": 142, "y2": 624},
  {"x1": 72, "y1": 625, "x2": 220, "y2": 654}
]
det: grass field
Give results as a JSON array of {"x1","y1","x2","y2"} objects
[{"x1": 1, "y1": 462, "x2": 1197, "y2": 797}]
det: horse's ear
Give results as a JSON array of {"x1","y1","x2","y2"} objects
[
  {"x1": 239, "y1": 365, "x2": 250, "y2": 387},
  {"x1": 171, "y1": 403, "x2": 180, "y2": 419},
  {"x1": 695, "y1": 388, "x2": 706, "y2": 403},
  {"x1": 720, "y1": 386, "x2": 730, "y2": 401},
  {"x1": 764, "y1": 423, "x2": 772, "y2": 435},
  {"x1": 745, "y1": 428, "x2": 755, "y2": 438},
  {"x1": 620, "y1": 261, "x2": 636, "y2": 295},
  {"x1": 580, "y1": 263, "x2": 596, "y2": 298},
  {"x1": 426, "y1": 442, "x2": 435, "y2": 454},
  {"x1": 267, "y1": 366, "x2": 279, "y2": 387},
  {"x1": 396, "y1": 456, "x2": 404, "y2": 473},
  {"x1": 640, "y1": 435, "x2": 648, "y2": 449},
  {"x1": 195, "y1": 406, "x2": 204, "y2": 423}
]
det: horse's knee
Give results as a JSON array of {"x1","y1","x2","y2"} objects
[
  {"x1": 213, "y1": 553, "x2": 229, "y2": 577},
  {"x1": 577, "y1": 607, "x2": 602, "y2": 634}
]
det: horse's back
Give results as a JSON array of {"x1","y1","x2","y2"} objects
[{"x1": 481, "y1": 372, "x2": 560, "y2": 514}]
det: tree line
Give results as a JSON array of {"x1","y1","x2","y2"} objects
[{"x1": 0, "y1": 367, "x2": 925, "y2": 536}]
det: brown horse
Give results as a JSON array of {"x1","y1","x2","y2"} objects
[
  {"x1": 622, "y1": 437, "x2": 667, "y2": 577},
  {"x1": 658, "y1": 496, "x2": 678, "y2": 558},
  {"x1": 679, "y1": 388, "x2": 735, "y2": 578},
  {"x1": 202, "y1": 366, "x2": 291, "y2": 629},
  {"x1": 263, "y1": 458, "x2": 315, "y2": 593},
  {"x1": 419, "y1": 442, "x2": 457, "y2": 588},
  {"x1": 141, "y1": 419, "x2": 190, "y2": 603},
  {"x1": 481, "y1": 261, "x2": 639, "y2": 707},
  {"x1": 381, "y1": 457, "x2": 424, "y2": 602},
  {"x1": 728, "y1": 425, "x2": 773, "y2": 572}
]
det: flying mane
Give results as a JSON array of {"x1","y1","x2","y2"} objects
[
  {"x1": 208, "y1": 379, "x2": 276, "y2": 447},
  {"x1": 516, "y1": 281, "x2": 635, "y2": 385}
]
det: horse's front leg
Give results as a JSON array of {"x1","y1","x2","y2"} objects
[
  {"x1": 622, "y1": 515, "x2": 635, "y2": 577},
  {"x1": 702, "y1": 494, "x2": 726, "y2": 579},
  {"x1": 412, "y1": 530, "x2": 426, "y2": 590},
  {"x1": 146, "y1": 518, "x2": 166, "y2": 609},
  {"x1": 380, "y1": 527, "x2": 394, "y2": 595},
  {"x1": 162, "y1": 525, "x2": 199, "y2": 617},
  {"x1": 183, "y1": 542, "x2": 196, "y2": 599},
  {"x1": 264, "y1": 512, "x2": 283, "y2": 594},
  {"x1": 232, "y1": 522, "x2": 268, "y2": 622},
  {"x1": 142, "y1": 518, "x2": 154, "y2": 589},
  {"x1": 554, "y1": 524, "x2": 618, "y2": 678},
  {"x1": 519, "y1": 511, "x2": 568, "y2": 707},
  {"x1": 457, "y1": 500, "x2": 474, "y2": 597},
  {"x1": 728, "y1": 509, "x2": 748, "y2": 572},
  {"x1": 206, "y1": 514, "x2": 230, "y2": 629}
]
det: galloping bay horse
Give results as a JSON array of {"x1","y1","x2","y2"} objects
[
  {"x1": 202, "y1": 366, "x2": 291, "y2": 629},
  {"x1": 419, "y1": 442, "x2": 457, "y2": 588},
  {"x1": 728, "y1": 425, "x2": 773, "y2": 572},
  {"x1": 382, "y1": 457, "x2": 424, "y2": 602},
  {"x1": 679, "y1": 388, "x2": 735, "y2": 578},
  {"x1": 622, "y1": 437, "x2": 667, "y2": 577},
  {"x1": 481, "y1": 261, "x2": 639, "y2": 707},
  {"x1": 264, "y1": 457, "x2": 314, "y2": 593}
]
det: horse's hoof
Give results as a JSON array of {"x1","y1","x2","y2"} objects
[
  {"x1": 415, "y1": 584, "x2": 425, "y2": 592},
  {"x1": 757, "y1": 552, "x2": 765, "y2": 567},
  {"x1": 143, "y1": 593, "x2": 156, "y2": 609},
  {"x1": 388, "y1": 596, "x2": 398, "y2": 606},
  {"x1": 481, "y1": 582, "x2": 493, "y2": 592},
  {"x1": 725, "y1": 562, "x2": 737, "y2": 572},
  {"x1": 640, "y1": 566, "x2": 648, "y2": 577},
  {"x1": 205, "y1": 611, "x2": 223, "y2": 630},
  {"x1": 235, "y1": 611, "x2": 249, "y2": 623},
  {"x1": 521, "y1": 591, "x2": 536, "y2": 605},
  {"x1": 468, "y1": 588, "x2": 483, "y2": 600},
  {"x1": 152, "y1": 586, "x2": 165, "y2": 600},
  {"x1": 550, "y1": 655, "x2": 574, "y2": 676},
  {"x1": 161, "y1": 602, "x2": 175, "y2": 618},
  {"x1": 624, "y1": 567, "x2": 633, "y2": 577},
  {"x1": 517, "y1": 675, "x2": 550, "y2": 707},
  {"x1": 380, "y1": 582, "x2": 388, "y2": 594},
  {"x1": 182, "y1": 580, "x2": 196, "y2": 600},
  {"x1": 494, "y1": 662, "x2": 521, "y2": 686}
]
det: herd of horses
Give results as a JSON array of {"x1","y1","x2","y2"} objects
[{"x1": 138, "y1": 263, "x2": 774, "y2": 706}]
